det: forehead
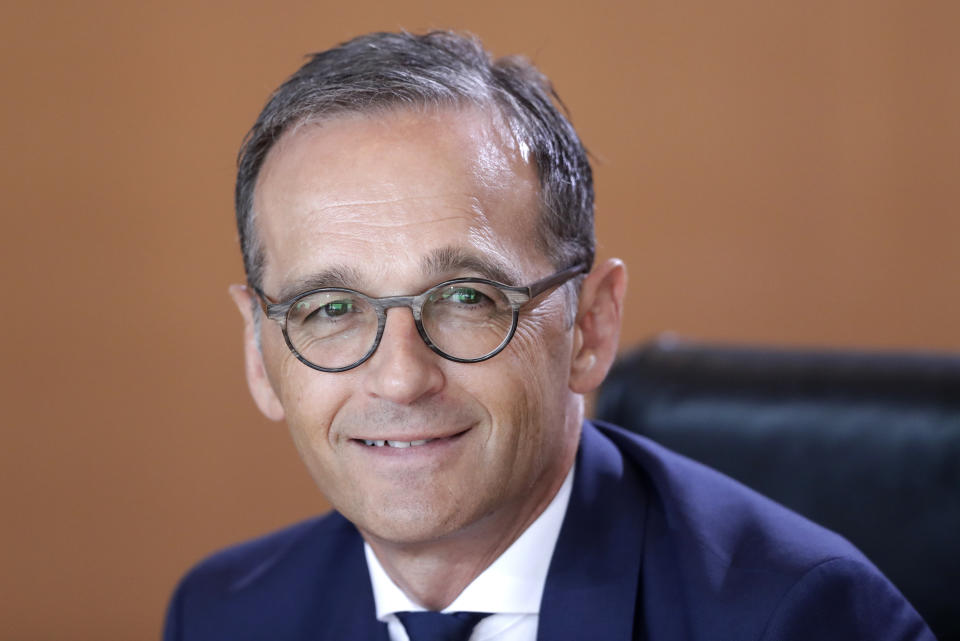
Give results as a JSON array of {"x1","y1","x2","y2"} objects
[{"x1": 253, "y1": 105, "x2": 546, "y2": 295}]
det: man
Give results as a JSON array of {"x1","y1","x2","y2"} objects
[{"x1": 164, "y1": 31, "x2": 934, "y2": 640}]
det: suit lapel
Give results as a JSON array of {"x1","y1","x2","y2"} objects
[
  {"x1": 538, "y1": 421, "x2": 648, "y2": 641},
  {"x1": 302, "y1": 515, "x2": 390, "y2": 641}
]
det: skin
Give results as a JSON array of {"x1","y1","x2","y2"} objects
[{"x1": 230, "y1": 105, "x2": 627, "y2": 609}]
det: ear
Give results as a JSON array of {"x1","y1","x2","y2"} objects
[
  {"x1": 569, "y1": 258, "x2": 627, "y2": 394},
  {"x1": 228, "y1": 284, "x2": 285, "y2": 422}
]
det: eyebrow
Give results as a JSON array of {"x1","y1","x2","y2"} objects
[
  {"x1": 274, "y1": 264, "x2": 367, "y2": 302},
  {"x1": 273, "y1": 246, "x2": 522, "y2": 303},
  {"x1": 419, "y1": 246, "x2": 521, "y2": 286}
]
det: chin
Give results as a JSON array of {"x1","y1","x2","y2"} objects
[
  {"x1": 360, "y1": 515, "x2": 460, "y2": 547},
  {"x1": 352, "y1": 499, "x2": 478, "y2": 546}
]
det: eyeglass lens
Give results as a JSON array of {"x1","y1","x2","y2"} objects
[{"x1": 284, "y1": 281, "x2": 516, "y2": 370}]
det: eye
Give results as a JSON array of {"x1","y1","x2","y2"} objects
[
  {"x1": 292, "y1": 296, "x2": 363, "y2": 324},
  {"x1": 439, "y1": 287, "x2": 486, "y2": 305},
  {"x1": 319, "y1": 300, "x2": 355, "y2": 317}
]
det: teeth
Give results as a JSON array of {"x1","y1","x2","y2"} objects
[{"x1": 362, "y1": 438, "x2": 433, "y2": 448}]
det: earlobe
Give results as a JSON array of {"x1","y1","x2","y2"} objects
[
  {"x1": 228, "y1": 284, "x2": 286, "y2": 422},
  {"x1": 568, "y1": 259, "x2": 627, "y2": 394}
]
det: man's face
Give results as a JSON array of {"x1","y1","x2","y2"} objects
[{"x1": 248, "y1": 106, "x2": 582, "y2": 548}]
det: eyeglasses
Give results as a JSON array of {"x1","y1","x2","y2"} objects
[{"x1": 252, "y1": 263, "x2": 587, "y2": 372}]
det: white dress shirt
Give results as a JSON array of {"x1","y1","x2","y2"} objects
[{"x1": 364, "y1": 463, "x2": 575, "y2": 641}]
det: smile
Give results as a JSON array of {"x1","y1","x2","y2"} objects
[
  {"x1": 361, "y1": 439, "x2": 434, "y2": 448},
  {"x1": 353, "y1": 427, "x2": 472, "y2": 450}
]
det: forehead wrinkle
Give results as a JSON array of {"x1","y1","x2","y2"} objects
[
  {"x1": 315, "y1": 194, "x2": 479, "y2": 211},
  {"x1": 306, "y1": 196, "x2": 487, "y2": 229},
  {"x1": 305, "y1": 211, "x2": 478, "y2": 231}
]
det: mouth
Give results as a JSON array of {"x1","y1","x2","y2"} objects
[
  {"x1": 351, "y1": 428, "x2": 471, "y2": 450},
  {"x1": 361, "y1": 438, "x2": 433, "y2": 448}
]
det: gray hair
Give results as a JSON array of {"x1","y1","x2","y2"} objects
[{"x1": 235, "y1": 30, "x2": 595, "y2": 292}]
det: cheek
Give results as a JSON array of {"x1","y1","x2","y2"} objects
[
  {"x1": 510, "y1": 308, "x2": 573, "y2": 400},
  {"x1": 268, "y1": 352, "x2": 349, "y2": 455},
  {"x1": 263, "y1": 328, "x2": 330, "y2": 410},
  {"x1": 477, "y1": 313, "x2": 574, "y2": 465},
  {"x1": 269, "y1": 357, "x2": 313, "y2": 420}
]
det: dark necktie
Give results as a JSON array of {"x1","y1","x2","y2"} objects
[{"x1": 395, "y1": 611, "x2": 491, "y2": 641}]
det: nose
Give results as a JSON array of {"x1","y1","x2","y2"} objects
[{"x1": 362, "y1": 307, "x2": 445, "y2": 404}]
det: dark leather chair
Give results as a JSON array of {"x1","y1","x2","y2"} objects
[{"x1": 595, "y1": 336, "x2": 960, "y2": 640}]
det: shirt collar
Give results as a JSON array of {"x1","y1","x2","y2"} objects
[{"x1": 365, "y1": 462, "x2": 575, "y2": 618}]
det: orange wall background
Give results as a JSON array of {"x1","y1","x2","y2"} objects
[{"x1": 2, "y1": 1, "x2": 958, "y2": 639}]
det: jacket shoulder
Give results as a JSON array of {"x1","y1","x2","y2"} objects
[
  {"x1": 177, "y1": 512, "x2": 348, "y2": 592},
  {"x1": 163, "y1": 512, "x2": 362, "y2": 641},
  {"x1": 587, "y1": 421, "x2": 933, "y2": 640},
  {"x1": 593, "y1": 420, "x2": 864, "y2": 568},
  {"x1": 759, "y1": 556, "x2": 936, "y2": 641}
]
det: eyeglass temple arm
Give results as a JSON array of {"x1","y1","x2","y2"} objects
[
  {"x1": 526, "y1": 263, "x2": 588, "y2": 299},
  {"x1": 249, "y1": 284, "x2": 279, "y2": 317}
]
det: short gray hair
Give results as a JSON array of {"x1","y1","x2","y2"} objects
[{"x1": 235, "y1": 30, "x2": 595, "y2": 291}]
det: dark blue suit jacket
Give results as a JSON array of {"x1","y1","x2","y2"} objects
[{"x1": 164, "y1": 421, "x2": 934, "y2": 640}]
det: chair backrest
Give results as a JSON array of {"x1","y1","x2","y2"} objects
[{"x1": 595, "y1": 336, "x2": 960, "y2": 641}]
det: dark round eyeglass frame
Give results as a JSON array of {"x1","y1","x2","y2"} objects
[{"x1": 252, "y1": 263, "x2": 587, "y2": 373}]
